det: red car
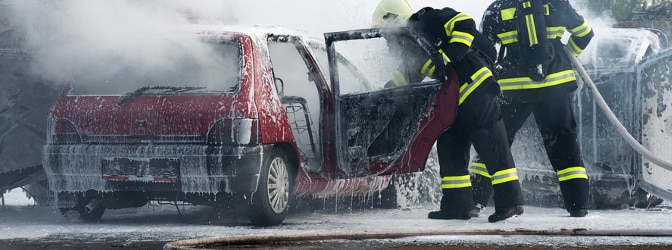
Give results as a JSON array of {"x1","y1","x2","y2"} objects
[{"x1": 43, "y1": 26, "x2": 458, "y2": 225}]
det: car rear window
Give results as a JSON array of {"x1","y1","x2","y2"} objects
[{"x1": 69, "y1": 38, "x2": 242, "y2": 95}]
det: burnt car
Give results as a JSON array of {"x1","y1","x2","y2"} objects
[{"x1": 42, "y1": 26, "x2": 458, "y2": 225}]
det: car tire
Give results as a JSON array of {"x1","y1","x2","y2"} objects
[{"x1": 246, "y1": 148, "x2": 292, "y2": 226}]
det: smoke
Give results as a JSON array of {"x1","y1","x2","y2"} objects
[
  {"x1": 6, "y1": 1, "x2": 229, "y2": 86},
  {"x1": 4, "y1": 0, "x2": 492, "y2": 85},
  {"x1": 571, "y1": 0, "x2": 618, "y2": 29}
]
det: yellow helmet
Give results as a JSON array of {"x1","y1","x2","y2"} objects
[{"x1": 371, "y1": 0, "x2": 414, "y2": 27}]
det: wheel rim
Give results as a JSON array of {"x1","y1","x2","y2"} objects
[{"x1": 267, "y1": 156, "x2": 290, "y2": 214}]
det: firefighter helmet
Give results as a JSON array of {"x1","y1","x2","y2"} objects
[{"x1": 371, "y1": 0, "x2": 414, "y2": 27}]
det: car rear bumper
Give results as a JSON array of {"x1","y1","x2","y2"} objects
[{"x1": 43, "y1": 144, "x2": 268, "y2": 194}]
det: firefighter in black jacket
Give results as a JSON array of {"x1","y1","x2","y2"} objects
[
  {"x1": 373, "y1": 0, "x2": 525, "y2": 222},
  {"x1": 471, "y1": 0, "x2": 594, "y2": 218}
]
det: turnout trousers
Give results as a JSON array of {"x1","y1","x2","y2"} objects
[
  {"x1": 437, "y1": 92, "x2": 524, "y2": 214},
  {"x1": 471, "y1": 93, "x2": 589, "y2": 212}
]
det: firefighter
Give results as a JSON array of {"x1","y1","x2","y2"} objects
[
  {"x1": 373, "y1": 0, "x2": 525, "y2": 222},
  {"x1": 471, "y1": 0, "x2": 594, "y2": 218}
]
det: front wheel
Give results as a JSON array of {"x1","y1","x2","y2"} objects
[{"x1": 247, "y1": 149, "x2": 293, "y2": 226}]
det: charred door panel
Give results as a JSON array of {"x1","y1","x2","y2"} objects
[
  {"x1": 326, "y1": 28, "x2": 454, "y2": 177},
  {"x1": 339, "y1": 82, "x2": 440, "y2": 174}
]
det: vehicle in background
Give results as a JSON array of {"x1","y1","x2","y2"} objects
[
  {"x1": 510, "y1": 27, "x2": 669, "y2": 209},
  {"x1": 42, "y1": 26, "x2": 458, "y2": 225},
  {"x1": 0, "y1": 4, "x2": 59, "y2": 205}
]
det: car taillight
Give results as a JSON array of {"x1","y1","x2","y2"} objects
[
  {"x1": 47, "y1": 119, "x2": 81, "y2": 144},
  {"x1": 207, "y1": 118, "x2": 260, "y2": 145}
]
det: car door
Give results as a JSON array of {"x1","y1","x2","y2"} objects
[{"x1": 325, "y1": 28, "x2": 458, "y2": 177}]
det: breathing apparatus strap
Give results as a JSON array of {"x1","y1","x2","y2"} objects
[{"x1": 517, "y1": 0, "x2": 550, "y2": 81}]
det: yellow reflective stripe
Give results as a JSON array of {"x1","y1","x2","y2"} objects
[
  {"x1": 441, "y1": 175, "x2": 472, "y2": 189},
  {"x1": 569, "y1": 21, "x2": 591, "y2": 37},
  {"x1": 498, "y1": 70, "x2": 576, "y2": 90},
  {"x1": 497, "y1": 31, "x2": 518, "y2": 44},
  {"x1": 544, "y1": 4, "x2": 549, "y2": 15},
  {"x1": 547, "y1": 26, "x2": 566, "y2": 39},
  {"x1": 501, "y1": 7, "x2": 516, "y2": 21},
  {"x1": 557, "y1": 166, "x2": 588, "y2": 182},
  {"x1": 500, "y1": 28, "x2": 563, "y2": 44},
  {"x1": 444, "y1": 12, "x2": 472, "y2": 37},
  {"x1": 450, "y1": 30, "x2": 474, "y2": 47},
  {"x1": 469, "y1": 162, "x2": 491, "y2": 178},
  {"x1": 459, "y1": 67, "x2": 492, "y2": 105},
  {"x1": 392, "y1": 69, "x2": 408, "y2": 86},
  {"x1": 522, "y1": 1, "x2": 531, "y2": 8},
  {"x1": 438, "y1": 49, "x2": 451, "y2": 64},
  {"x1": 419, "y1": 58, "x2": 437, "y2": 78},
  {"x1": 491, "y1": 168, "x2": 519, "y2": 185},
  {"x1": 525, "y1": 14, "x2": 538, "y2": 45},
  {"x1": 567, "y1": 38, "x2": 582, "y2": 56}
]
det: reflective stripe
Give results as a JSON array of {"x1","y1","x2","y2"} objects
[
  {"x1": 497, "y1": 31, "x2": 518, "y2": 44},
  {"x1": 547, "y1": 26, "x2": 565, "y2": 39},
  {"x1": 522, "y1": 1, "x2": 531, "y2": 8},
  {"x1": 441, "y1": 175, "x2": 472, "y2": 189},
  {"x1": 501, "y1": 7, "x2": 516, "y2": 21},
  {"x1": 459, "y1": 67, "x2": 492, "y2": 105},
  {"x1": 498, "y1": 69, "x2": 576, "y2": 90},
  {"x1": 438, "y1": 49, "x2": 451, "y2": 64},
  {"x1": 392, "y1": 69, "x2": 408, "y2": 87},
  {"x1": 469, "y1": 162, "x2": 491, "y2": 178},
  {"x1": 444, "y1": 12, "x2": 472, "y2": 37},
  {"x1": 420, "y1": 59, "x2": 436, "y2": 78},
  {"x1": 544, "y1": 4, "x2": 549, "y2": 15},
  {"x1": 500, "y1": 27, "x2": 564, "y2": 44},
  {"x1": 567, "y1": 38, "x2": 582, "y2": 56},
  {"x1": 525, "y1": 13, "x2": 538, "y2": 45},
  {"x1": 451, "y1": 30, "x2": 474, "y2": 47},
  {"x1": 491, "y1": 168, "x2": 519, "y2": 185},
  {"x1": 557, "y1": 166, "x2": 588, "y2": 182},
  {"x1": 569, "y1": 21, "x2": 591, "y2": 37}
]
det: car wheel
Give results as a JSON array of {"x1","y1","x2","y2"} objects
[{"x1": 247, "y1": 149, "x2": 292, "y2": 226}]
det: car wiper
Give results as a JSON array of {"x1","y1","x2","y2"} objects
[{"x1": 117, "y1": 86, "x2": 206, "y2": 107}]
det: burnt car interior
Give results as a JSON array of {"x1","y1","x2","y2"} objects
[
  {"x1": 326, "y1": 28, "x2": 446, "y2": 175},
  {"x1": 268, "y1": 36, "x2": 323, "y2": 172}
]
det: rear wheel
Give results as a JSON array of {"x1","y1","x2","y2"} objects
[{"x1": 247, "y1": 149, "x2": 293, "y2": 226}]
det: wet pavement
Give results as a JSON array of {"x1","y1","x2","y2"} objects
[{"x1": 2, "y1": 201, "x2": 672, "y2": 249}]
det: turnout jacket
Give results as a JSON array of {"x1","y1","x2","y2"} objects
[
  {"x1": 388, "y1": 7, "x2": 499, "y2": 106},
  {"x1": 481, "y1": 0, "x2": 593, "y2": 102}
]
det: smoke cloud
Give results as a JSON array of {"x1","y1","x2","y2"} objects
[{"x1": 6, "y1": 0, "x2": 608, "y2": 88}]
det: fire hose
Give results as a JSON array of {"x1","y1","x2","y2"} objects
[
  {"x1": 163, "y1": 228, "x2": 672, "y2": 249},
  {"x1": 564, "y1": 47, "x2": 672, "y2": 172}
]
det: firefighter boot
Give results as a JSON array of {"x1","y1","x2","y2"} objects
[
  {"x1": 488, "y1": 205, "x2": 524, "y2": 222},
  {"x1": 560, "y1": 178, "x2": 590, "y2": 217},
  {"x1": 428, "y1": 187, "x2": 472, "y2": 220},
  {"x1": 488, "y1": 177, "x2": 525, "y2": 222}
]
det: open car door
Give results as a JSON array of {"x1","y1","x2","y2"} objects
[{"x1": 325, "y1": 28, "x2": 458, "y2": 177}]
